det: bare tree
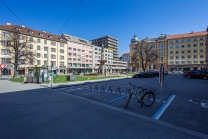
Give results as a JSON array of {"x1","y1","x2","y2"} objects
[
  {"x1": 1, "y1": 28, "x2": 36, "y2": 78},
  {"x1": 131, "y1": 42, "x2": 158, "y2": 72}
]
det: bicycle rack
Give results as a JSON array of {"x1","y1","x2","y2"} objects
[
  {"x1": 124, "y1": 86, "x2": 129, "y2": 94},
  {"x1": 100, "y1": 85, "x2": 105, "y2": 92},
  {"x1": 115, "y1": 85, "x2": 121, "y2": 94},
  {"x1": 94, "y1": 84, "x2": 98, "y2": 91},
  {"x1": 89, "y1": 85, "x2": 93, "y2": 90},
  {"x1": 107, "y1": 85, "x2": 112, "y2": 92}
]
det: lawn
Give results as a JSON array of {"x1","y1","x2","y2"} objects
[{"x1": 9, "y1": 75, "x2": 124, "y2": 83}]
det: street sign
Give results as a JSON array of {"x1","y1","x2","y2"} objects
[{"x1": 0, "y1": 64, "x2": 6, "y2": 69}]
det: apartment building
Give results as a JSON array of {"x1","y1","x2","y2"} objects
[
  {"x1": 91, "y1": 36, "x2": 127, "y2": 72},
  {"x1": 91, "y1": 36, "x2": 119, "y2": 61},
  {"x1": 0, "y1": 22, "x2": 67, "y2": 76},
  {"x1": 130, "y1": 34, "x2": 168, "y2": 71},
  {"x1": 61, "y1": 34, "x2": 93, "y2": 74},
  {"x1": 167, "y1": 31, "x2": 208, "y2": 72},
  {"x1": 93, "y1": 45, "x2": 113, "y2": 73},
  {"x1": 121, "y1": 52, "x2": 130, "y2": 63}
]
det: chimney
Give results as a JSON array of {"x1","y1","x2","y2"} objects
[
  {"x1": 21, "y1": 24, "x2": 25, "y2": 28},
  {"x1": 6, "y1": 22, "x2": 11, "y2": 25}
]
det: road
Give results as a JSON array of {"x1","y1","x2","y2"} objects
[{"x1": 0, "y1": 74, "x2": 207, "y2": 139}]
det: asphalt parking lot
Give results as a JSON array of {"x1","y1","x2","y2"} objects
[{"x1": 54, "y1": 74, "x2": 208, "y2": 135}]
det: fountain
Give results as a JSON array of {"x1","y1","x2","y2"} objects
[{"x1": 97, "y1": 44, "x2": 109, "y2": 76}]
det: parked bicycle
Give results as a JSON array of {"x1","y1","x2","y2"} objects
[{"x1": 125, "y1": 82, "x2": 155, "y2": 108}]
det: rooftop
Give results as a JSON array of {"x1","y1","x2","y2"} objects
[{"x1": 167, "y1": 31, "x2": 207, "y2": 39}]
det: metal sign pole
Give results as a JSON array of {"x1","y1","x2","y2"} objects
[{"x1": 159, "y1": 64, "x2": 164, "y2": 102}]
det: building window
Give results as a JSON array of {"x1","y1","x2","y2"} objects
[
  {"x1": 37, "y1": 60, "x2": 41, "y2": 65},
  {"x1": 37, "y1": 39, "x2": 41, "y2": 43},
  {"x1": 199, "y1": 37, "x2": 203, "y2": 40},
  {"x1": 44, "y1": 40, "x2": 47, "y2": 44},
  {"x1": 160, "y1": 44, "x2": 164, "y2": 48},
  {"x1": 68, "y1": 47, "x2": 72, "y2": 50},
  {"x1": 30, "y1": 37, "x2": 33, "y2": 41},
  {"x1": 181, "y1": 45, "x2": 185, "y2": 48},
  {"x1": 170, "y1": 51, "x2": 173, "y2": 54},
  {"x1": 200, "y1": 43, "x2": 203, "y2": 46},
  {"x1": 200, "y1": 55, "x2": 204, "y2": 58},
  {"x1": 78, "y1": 49, "x2": 81, "y2": 51},
  {"x1": 175, "y1": 61, "x2": 179, "y2": 64},
  {"x1": 44, "y1": 61, "x2": 47, "y2": 66},
  {"x1": 51, "y1": 48, "x2": 56, "y2": 52},
  {"x1": 51, "y1": 41, "x2": 56, "y2": 46},
  {"x1": 170, "y1": 56, "x2": 173, "y2": 59},
  {"x1": 68, "y1": 58, "x2": 72, "y2": 60},
  {"x1": 60, "y1": 43, "x2": 64, "y2": 47},
  {"x1": 175, "y1": 45, "x2": 179, "y2": 48},
  {"x1": 37, "y1": 53, "x2": 41, "y2": 58},
  {"x1": 73, "y1": 48, "x2": 76, "y2": 51},
  {"x1": 187, "y1": 50, "x2": 191, "y2": 53},
  {"x1": 175, "y1": 56, "x2": 179, "y2": 59},
  {"x1": 194, "y1": 55, "x2": 197, "y2": 58},
  {"x1": 60, "y1": 62, "x2": 64, "y2": 66},
  {"x1": 73, "y1": 58, "x2": 76, "y2": 61},
  {"x1": 170, "y1": 62, "x2": 174, "y2": 65},
  {"x1": 176, "y1": 51, "x2": 179, "y2": 54},
  {"x1": 193, "y1": 44, "x2": 197, "y2": 47},
  {"x1": 187, "y1": 44, "x2": 191, "y2": 47},
  {"x1": 193, "y1": 61, "x2": 198, "y2": 64},
  {"x1": 1, "y1": 49, "x2": 10, "y2": 55},
  {"x1": 44, "y1": 47, "x2": 48, "y2": 51},
  {"x1": 82, "y1": 50, "x2": 85, "y2": 52},
  {"x1": 193, "y1": 38, "x2": 197, "y2": 41},
  {"x1": 37, "y1": 45, "x2": 41, "y2": 50},
  {"x1": 181, "y1": 61, "x2": 185, "y2": 64},
  {"x1": 60, "y1": 56, "x2": 64, "y2": 60},
  {"x1": 51, "y1": 55, "x2": 56, "y2": 59},
  {"x1": 160, "y1": 50, "x2": 164, "y2": 54},
  {"x1": 181, "y1": 39, "x2": 184, "y2": 42},
  {"x1": 73, "y1": 53, "x2": 76, "y2": 57},
  {"x1": 160, "y1": 57, "x2": 163, "y2": 62},
  {"x1": 44, "y1": 54, "x2": 47, "y2": 58},
  {"x1": 187, "y1": 55, "x2": 191, "y2": 58},
  {"x1": 175, "y1": 40, "x2": 179, "y2": 43},
  {"x1": 68, "y1": 53, "x2": 72, "y2": 56},
  {"x1": 29, "y1": 44, "x2": 33, "y2": 49},
  {"x1": 193, "y1": 49, "x2": 197, "y2": 52},
  {"x1": 60, "y1": 49, "x2": 64, "y2": 53},
  {"x1": 170, "y1": 40, "x2": 173, "y2": 44},
  {"x1": 1, "y1": 58, "x2": 11, "y2": 64},
  {"x1": 200, "y1": 61, "x2": 204, "y2": 64},
  {"x1": 187, "y1": 39, "x2": 190, "y2": 42},
  {"x1": 181, "y1": 50, "x2": 184, "y2": 53},
  {"x1": 200, "y1": 49, "x2": 203, "y2": 52},
  {"x1": 187, "y1": 61, "x2": 191, "y2": 64},
  {"x1": 181, "y1": 56, "x2": 185, "y2": 59}
]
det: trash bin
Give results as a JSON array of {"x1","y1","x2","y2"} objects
[{"x1": 66, "y1": 75, "x2": 77, "y2": 81}]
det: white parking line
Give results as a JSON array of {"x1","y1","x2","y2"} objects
[{"x1": 152, "y1": 95, "x2": 176, "y2": 120}]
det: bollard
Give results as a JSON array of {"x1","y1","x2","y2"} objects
[
  {"x1": 124, "y1": 86, "x2": 129, "y2": 94},
  {"x1": 108, "y1": 85, "x2": 112, "y2": 92},
  {"x1": 95, "y1": 84, "x2": 98, "y2": 91},
  {"x1": 100, "y1": 85, "x2": 105, "y2": 92},
  {"x1": 89, "y1": 85, "x2": 92, "y2": 90},
  {"x1": 115, "y1": 85, "x2": 121, "y2": 94}
]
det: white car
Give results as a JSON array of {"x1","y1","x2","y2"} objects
[{"x1": 172, "y1": 70, "x2": 182, "y2": 73}]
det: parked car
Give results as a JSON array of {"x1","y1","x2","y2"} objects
[
  {"x1": 164, "y1": 70, "x2": 168, "y2": 75},
  {"x1": 132, "y1": 72, "x2": 153, "y2": 78},
  {"x1": 183, "y1": 70, "x2": 207, "y2": 79},
  {"x1": 147, "y1": 71, "x2": 159, "y2": 77},
  {"x1": 172, "y1": 70, "x2": 182, "y2": 73}
]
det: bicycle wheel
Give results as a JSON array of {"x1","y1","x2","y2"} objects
[
  {"x1": 125, "y1": 93, "x2": 132, "y2": 108},
  {"x1": 141, "y1": 92, "x2": 155, "y2": 106}
]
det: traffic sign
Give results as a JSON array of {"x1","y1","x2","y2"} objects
[{"x1": 0, "y1": 64, "x2": 6, "y2": 69}]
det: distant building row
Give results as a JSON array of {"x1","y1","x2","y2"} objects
[
  {"x1": 0, "y1": 22, "x2": 127, "y2": 76},
  {"x1": 129, "y1": 28, "x2": 208, "y2": 72}
]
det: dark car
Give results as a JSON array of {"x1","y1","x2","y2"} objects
[
  {"x1": 147, "y1": 71, "x2": 159, "y2": 77},
  {"x1": 183, "y1": 70, "x2": 207, "y2": 79},
  {"x1": 132, "y1": 72, "x2": 153, "y2": 78}
]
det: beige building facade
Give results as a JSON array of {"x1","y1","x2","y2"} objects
[
  {"x1": 130, "y1": 35, "x2": 168, "y2": 71},
  {"x1": 0, "y1": 22, "x2": 67, "y2": 76},
  {"x1": 167, "y1": 31, "x2": 208, "y2": 72}
]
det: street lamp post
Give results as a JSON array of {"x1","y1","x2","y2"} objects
[{"x1": 51, "y1": 60, "x2": 53, "y2": 88}]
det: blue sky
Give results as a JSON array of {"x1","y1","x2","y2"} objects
[{"x1": 1, "y1": 0, "x2": 208, "y2": 56}]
